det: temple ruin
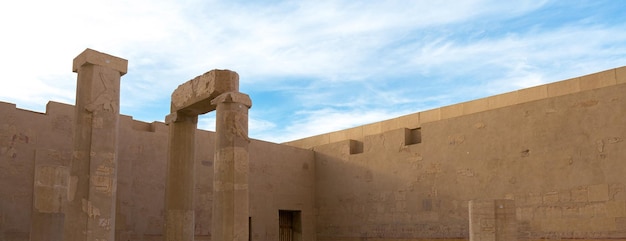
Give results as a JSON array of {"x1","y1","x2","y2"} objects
[{"x1": 0, "y1": 49, "x2": 625, "y2": 241}]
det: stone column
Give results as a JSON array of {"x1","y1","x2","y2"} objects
[
  {"x1": 211, "y1": 92, "x2": 252, "y2": 241},
  {"x1": 469, "y1": 199, "x2": 517, "y2": 241},
  {"x1": 164, "y1": 69, "x2": 241, "y2": 241},
  {"x1": 64, "y1": 49, "x2": 127, "y2": 241},
  {"x1": 164, "y1": 112, "x2": 198, "y2": 241}
]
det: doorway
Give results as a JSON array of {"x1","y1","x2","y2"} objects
[{"x1": 279, "y1": 210, "x2": 302, "y2": 241}]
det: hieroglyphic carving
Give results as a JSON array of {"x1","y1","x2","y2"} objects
[
  {"x1": 82, "y1": 199, "x2": 101, "y2": 219},
  {"x1": 91, "y1": 153, "x2": 116, "y2": 195}
]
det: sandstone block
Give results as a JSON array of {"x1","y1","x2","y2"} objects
[
  {"x1": 517, "y1": 85, "x2": 548, "y2": 103},
  {"x1": 363, "y1": 122, "x2": 382, "y2": 137},
  {"x1": 395, "y1": 113, "x2": 420, "y2": 129},
  {"x1": 488, "y1": 91, "x2": 519, "y2": 109},
  {"x1": 606, "y1": 201, "x2": 626, "y2": 217},
  {"x1": 346, "y1": 127, "x2": 364, "y2": 142},
  {"x1": 171, "y1": 70, "x2": 239, "y2": 114},
  {"x1": 579, "y1": 69, "x2": 616, "y2": 91},
  {"x1": 329, "y1": 130, "x2": 348, "y2": 143},
  {"x1": 463, "y1": 98, "x2": 489, "y2": 115},
  {"x1": 617, "y1": 66, "x2": 626, "y2": 84},
  {"x1": 441, "y1": 103, "x2": 464, "y2": 119},
  {"x1": 547, "y1": 77, "x2": 580, "y2": 97},
  {"x1": 420, "y1": 108, "x2": 441, "y2": 123},
  {"x1": 588, "y1": 183, "x2": 609, "y2": 202},
  {"x1": 381, "y1": 117, "x2": 399, "y2": 132},
  {"x1": 72, "y1": 48, "x2": 127, "y2": 75}
]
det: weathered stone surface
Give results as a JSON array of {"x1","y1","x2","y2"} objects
[
  {"x1": 166, "y1": 71, "x2": 250, "y2": 241},
  {"x1": 212, "y1": 92, "x2": 251, "y2": 241},
  {"x1": 469, "y1": 200, "x2": 516, "y2": 241},
  {"x1": 72, "y1": 48, "x2": 128, "y2": 75},
  {"x1": 64, "y1": 49, "x2": 126, "y2": 241},
  {"x1": 164, "y1": 112, "x2": 197, "y2": 241},
  {"x1": 1, "y1": 53, "x2": 625, "y2": 241},
  {"x1": 170, "y1": 70, "x2": 239, "y2": 114}
]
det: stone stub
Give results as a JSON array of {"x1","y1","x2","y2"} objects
[
  {"x1": 72, "y1": 48, "x2": 128, "y2": 75},
  {"x1": 469, "y1": 199, "x2": 517, "y2": 241},
  {"x1": 210, "y1": 91, "x2": 252, "y2": 108},
  {"x1": 170, "y1": 70, "x2": 239, "y2": 115}
]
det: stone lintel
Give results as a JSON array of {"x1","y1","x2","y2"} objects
[
  {"x1": 72, "y1": 48, "x2": 128, "y2": 75},
  {"x1": 171, "y1": 70, "x2": 239, "y2": 115},
  {"x1": 211, "y1": 91, "x2": 252, "y2": 108}
]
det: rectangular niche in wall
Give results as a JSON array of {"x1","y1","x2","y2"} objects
[
  {"x1": 279, "y1": 210, "x2": 302, "y2": 241},
  {"x1": 405, "y1": 128, "x2": 422, "y2": 145},
  {"x1": 349, "y1": 140, "x2": 364, "y2": 154}
]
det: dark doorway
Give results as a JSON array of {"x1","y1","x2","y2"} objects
[{"x1": 279, "y1": 210, "x2": 302, "y2": 241}]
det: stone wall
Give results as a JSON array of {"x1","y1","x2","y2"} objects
[
  {"x1": 285, "y1": 67, "x2": 626, "y2": 149},
  {"x1": 290, "y1": 67, "x2": 626, "y2": 241},
  {"x1": 0, "y1": 101, "x2": 315, "y2": 241},
  {"x1": 1, "y1": 64, "x2": 625, "y2": 241}
]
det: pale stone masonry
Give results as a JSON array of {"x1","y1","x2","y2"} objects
[
  {"x1": 64, "y1": 49, "x2": 127, "y2": 241},
  {"x1": 469, "y1": 200, "x2": 516, "y2": 241},
  {"x1": 0, "y1": 49, "x2": 625, "y2": 241},
  {"x1": 211, "y1": 91, "x2": 252, "y2": 241},
  {"x1": 165, "y1": 70, "x2": 251, "y2": 241}
]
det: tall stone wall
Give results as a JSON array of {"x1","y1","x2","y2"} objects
[
  {"x1": 0, "y1": 101, "x2": 315, "y2": 241},
  {"x1": 306, "y1": 72, "x2": 626, "y2": 240},
  {"x1": 0, "y1": 101, "x2": 74, "y2": 241}
]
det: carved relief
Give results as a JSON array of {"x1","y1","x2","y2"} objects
[
  {"x1": 223, "y1": 110, "x2": 250, "y2": 142},
  {"x1": 1, "y1": 125, "x2": 32, "y2": 160},
  {"x1": 85, "y1": 73, "x2": 118, "y2": 113},
  {"x1": 82, "y1": 199, "x2": 101, "y2": 219},
  {"x1": 92, "y1": 157, "x2": 116, "y2": 195},
  {"x1": 33, "y1": 165, "x2": 69, "y2": 213}
]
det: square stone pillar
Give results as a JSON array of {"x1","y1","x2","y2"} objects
[
  {"x1": 211, "y1": 92, "x2": 252, "y2": 241},
  {"x1": 164, "y1": 112, "x2": 198, "y2": 241},
  {"x1": 64, "y1": 49, "x2": 127, "y2": 241},
  {"x1": 164, "y1": 70, "x2": 241, "y2": 241},
  {"x1": 469, "y1": 199, "x2": 517, "y2": 241}
]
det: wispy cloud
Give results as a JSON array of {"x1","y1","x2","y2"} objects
[{"x1": 0, "y1": 0, "x2": 624, "y2": 143}]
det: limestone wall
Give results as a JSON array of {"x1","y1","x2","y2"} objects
[
  {"x1": 0, "y1": 101, "x2": 315, "y2": 241},
  {"x1": 305, "y1": 70, "x2": 626, "y2": 240}
]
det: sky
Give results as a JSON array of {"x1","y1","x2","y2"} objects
[{"x1": 0, "y1": 0, "x2": 625, "y2": 143}]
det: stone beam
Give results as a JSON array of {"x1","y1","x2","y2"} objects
[{"x1": 170, "y1": 70, "x2": 239, "y2": 115}]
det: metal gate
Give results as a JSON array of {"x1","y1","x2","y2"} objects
[{"x1": 279, "y1": 210, "x2": 294, "y2": 241}]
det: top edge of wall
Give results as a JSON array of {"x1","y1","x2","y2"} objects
[{"x1": 284, "y1": 66, "x2": 626, "y2": 149}]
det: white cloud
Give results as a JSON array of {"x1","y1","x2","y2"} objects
[
  {"x1": 256, "y1": 108, "x2": 412, "y2": 143},
  {"x1": 0, "y1": 0, "x2": 624, "y2": 144}
]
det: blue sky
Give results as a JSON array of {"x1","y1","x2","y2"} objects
[{"x1": 1, "y1": 0, "x2": 625, "y2": 143}]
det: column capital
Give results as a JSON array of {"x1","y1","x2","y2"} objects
[
  {"x1": 73, "y1": 48, "x2": 128, "y2": 75},
  {"x1": 210, "y1": 92, "x2": 252, "y2": 108}
]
